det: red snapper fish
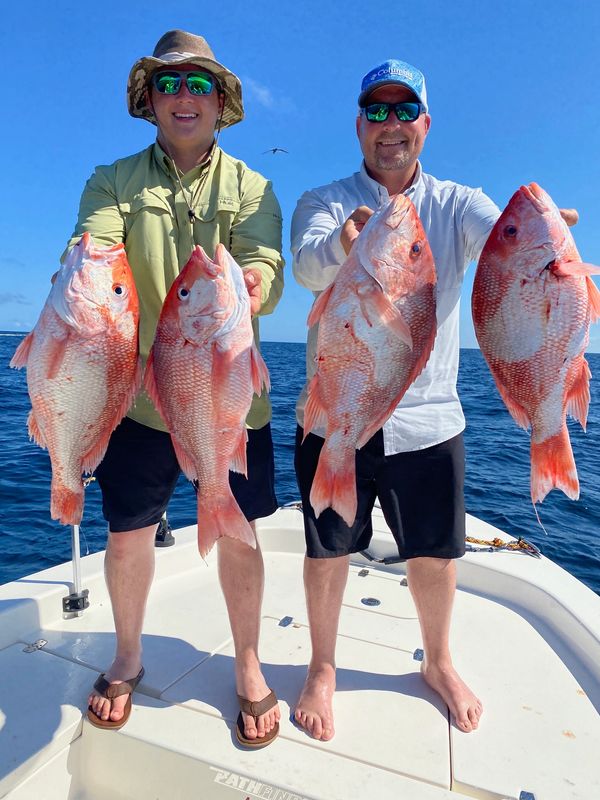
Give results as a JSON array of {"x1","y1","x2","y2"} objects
[
  {"x1": 304, "y1": 194, "x2": 437, "y2": 526},
  {"x1": 10, "y1": 232, "x2": 141, "y2": 524},
  {"x1": 144, "y1": 244, "x2": 269, "y2": 557},
  {"x1": 472, "y1": 182, "x2": 600, "y2": 503}
]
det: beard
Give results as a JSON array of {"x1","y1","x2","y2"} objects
[{"x1": 374, "y1": 147, "x2": 412, "y2": 171}]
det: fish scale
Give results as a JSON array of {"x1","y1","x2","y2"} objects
[
  {"x1": 304, "y1": 194, "x2": 437, "y2": 527},
  {"x1": 144, "y1": 243, "x2": 270, "y2": 557},
  {"x1": 472, "y1": 182, "x2": 600, "y2": 503},
  {"x1": 10, "y1": 233, "x2": 141, "y2": 525}
]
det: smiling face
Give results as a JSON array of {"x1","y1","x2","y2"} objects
[
  {"x1": 149, "y1": 65, "x2": 224, "y2": 165},
  {"x1": 357, "y1": 84, "x2": 430, "y2": 190}
]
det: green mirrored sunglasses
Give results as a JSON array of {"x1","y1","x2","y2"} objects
[
  {"x1": 363, "y1": 101, "x2": 425, "y2": 123},
  {"x1": 152, "y1": 70, "x2": 216, "y2": 96}
]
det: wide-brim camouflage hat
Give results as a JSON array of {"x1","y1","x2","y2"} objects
[{"x1": 127, "y1": 29, "x2": 244, "y2": 128}]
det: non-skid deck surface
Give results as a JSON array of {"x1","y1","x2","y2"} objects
[{"x1": 2, "y1": 527, "x2": 599, "y2": 799}]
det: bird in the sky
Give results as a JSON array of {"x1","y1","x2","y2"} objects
[{"x1": 262, "y1": 147, "x2": 289, "y2": 154}]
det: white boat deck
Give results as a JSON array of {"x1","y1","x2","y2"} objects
[{"x1": 1, "y1": 506, "x2": 599, "y2": 799}]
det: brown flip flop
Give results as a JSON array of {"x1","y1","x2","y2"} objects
[
  {"x1": 236, "y1": 689, "x2": 279, "y2": 748},
  {"x1": 87, "y1": 666, "x2": 145, "y2": 730}
]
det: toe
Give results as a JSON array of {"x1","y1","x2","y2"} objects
[
  {"x1": 109, "y1": 694, "x2": 129, "y2": 722},
  {"x1": 310, "y1": 713, "x2": 323, "y2": 740},
  {"x1": 322, "y1": 722, "x2": 334, "y2": 741},
  {"x1": 98, "y1": 698, "x2": 110, "y2": 721},
  {"x1": 468, "y1": 706, "x2": 480, "y2": 728},
  {"x1": 457, "y1": 715, "x2": 473, "y2": 732},
  {"x1": 243, "y1": 713, "x2": 258, "y2": 740}
]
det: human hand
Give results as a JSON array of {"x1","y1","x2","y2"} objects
[
  {"x1": 559, "y1": 208, "x2": 578, "y2": 227},
  {"x1": 243, "y1": 268, "x2": 263, "y2": 316},
  {"x1": 340, "y1": 206, "x2": 374, "y2": 255}
]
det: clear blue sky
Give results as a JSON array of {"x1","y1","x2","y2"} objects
[{"x1": 1, "y1": 1, "x2": 599, "y2": 349}]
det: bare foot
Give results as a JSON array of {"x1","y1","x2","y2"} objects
[
  {"x1": 422, "y1": 661, "x2": 482, "y2": 732},
  {"x1": 88, "y1": 656, "x2": 142, "y2": 723},
  {"x1": 236, "y1": 663, "x2": 280, "y2": 741},
  {"x1": 294, "y1": 664, "x2": 336, "y2": 741}
]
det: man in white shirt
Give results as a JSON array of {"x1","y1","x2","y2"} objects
[{"x1": 291, "y1": 59, "x2": 575, "y2": 741}]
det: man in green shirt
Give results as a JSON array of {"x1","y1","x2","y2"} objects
[{"x1": 68, "y1": 30, "x2": 284, "y2": 747}]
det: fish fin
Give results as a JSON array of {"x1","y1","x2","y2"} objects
[
  {"x1": 250, "y1": 343, "x2": 270, "y2": 395},
  {"x1": 307, "y1": 284, "x2": 335, "y2": 328},
  {"x1": 586, "y1": 277, "x2": 600, "y2": 323},
  {"x1": 81, "y1": 441, "x2": 111, "y2": 475},
  {"x1": 493, "y1": 377, "x2": 531, "y2": 430},
  {"x1": 550, "y1": 261, "x2": 600, "y2": 278},
  {"x1": 9, "y1": 332, "x2": 34, "y2": 369},
  {"x1": 171, "y1": 437, "x2": 198, "y2": 482},
  {"x1": 303, "y1": 374, "x2": 327, "y2": 437},
  {"x1": 357, "y1": 421, "x2": 382, "y2": 450},
  {"x1": 566, "y1": 356, "x2": 591, "y2": 431},
  {"x1": 358, "y1": 285, "x2": 413, "y2": 348},
  {"x1": 81, "y1": 357, "x2": 142, "y2": 474},
  {"x1": 356, "y1": 322, "x2": 437, "y2": 449},
  {"x1": 530, "y1": 427, "x2": 579, "y2": 504},
  {"x1": 229, "y1": 428, "x2": 248, "y2": 476},
  {"x1": 50, "y1": 479, "x2": 84, "y2": 526},
  {"x1": 143, "y1": 349, "x2": 169, "y2": 424},
  {"x1": 196, "y1": 491, "x2": 256, "y2": 558},
  {"x1": 309, "y1": 445, "x2": 358, "y2": 527},
  {"x1": 27, "y1": 410, "x2": 47, "y2": 449}
]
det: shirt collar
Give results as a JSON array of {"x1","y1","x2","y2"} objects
[
  {"x1": 152, "y1": 140, "x2": 219, "y2": 180},
  {"x1": 358, "y1": 160, "x2": 423, "y2": 206}
]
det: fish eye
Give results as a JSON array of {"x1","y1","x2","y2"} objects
[
  {"x1": 113, "y1": 284, "x2": 124, "y2": 295},
  {"x1": 411, "y1": 242, "x2": 421, "y2": 255},
  {"x1": 178, "y1": 287, "x2": 190, "y2": 300},
  {"x1": 504, "y1": 225, "x2": 518, "y2": 238}
]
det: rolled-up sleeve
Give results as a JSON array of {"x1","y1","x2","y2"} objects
[
  {"x1": 462, "y1": 188, "x2": 501, "y2": 264},
  {"x1": 291, "y1": 190, "x2": 347, "y2": 292},
  {"x1": 62, "y1": 166, "x2": 125, "y2": 260},
  {"x1": 231, "y1": 173, "x2": 284, "y2": 317}
]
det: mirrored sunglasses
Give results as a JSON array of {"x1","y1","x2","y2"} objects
[
  {"x1": 363, "y1": 101, "x2": 425, "y2": 123},
  {"x1": 152, "y1": 70, "x2": 216, "y2": 96}
]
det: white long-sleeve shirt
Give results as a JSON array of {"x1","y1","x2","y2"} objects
[{"x1": 291, "y1": 161, "x2": 501, "y2": 454}]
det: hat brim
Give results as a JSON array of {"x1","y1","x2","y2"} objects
[
  {"x1": 358, "y1": 80, "x2": 427, "y2": 111},
  {"x1": 127, "y1": 54, "x2": 244, "y2": 128}
]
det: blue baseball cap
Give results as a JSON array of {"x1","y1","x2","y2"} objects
[{"x1": 358, "y1": 59, "x2": 428, "y2": 111}]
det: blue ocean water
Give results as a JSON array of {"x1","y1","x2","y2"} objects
[{"x1": 1, "y1": 335, "x2": 598, "y2": 594}]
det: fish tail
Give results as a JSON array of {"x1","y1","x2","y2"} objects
[
  {"x1": 50, "y1": 480, "x2": 84, "y2": 526},
  {"x1": 196, "y1": 491, "x2": 256, "y2": 558},
  {"x1": 310, "y1": 445, "x2": 357, "y2": 527},
  {"x1": 530, "y1": 427, "x2": 579, "y2": 503}
]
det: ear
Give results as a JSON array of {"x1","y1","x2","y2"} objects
[
  {"x1": 423, "y1": 113, "x2": 431, "y2": 135},
  {"x1": 145, "y1": 86, "x2": 154, "y2": 116},
  {"x1": 355, "y1": 113, "x2": 362, "y2": 140}
]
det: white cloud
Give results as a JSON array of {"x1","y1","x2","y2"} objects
[
  {"x1": 241, "y1": 76, "x2": 296, "y2": 114},
  {"x1": 243, "y1": 77, "x2": 275, "y2": 109}
]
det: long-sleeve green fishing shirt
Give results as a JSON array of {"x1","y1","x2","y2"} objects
[{"x1": 64, "y1": 142, "x2": 284, "y2": 432}]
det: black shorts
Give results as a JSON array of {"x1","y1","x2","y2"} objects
[
  {"x1": 95, "y1": 417, "x2": 278, "y2": 532},
  {"x1": 294, "y1": 426, "x2": 465, "y2": 560}
]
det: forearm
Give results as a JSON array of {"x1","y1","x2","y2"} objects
[{"x1": 291, "y1": 192, "x2": 347, "y2": 291}]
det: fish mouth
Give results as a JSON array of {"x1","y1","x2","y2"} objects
[
  {"x1": 383, "y1": 194, "x2": 411, "y2": 229},
  {"x1": 520, "y1": 182, "x2": 551, "y2": 214}
]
